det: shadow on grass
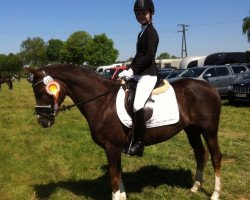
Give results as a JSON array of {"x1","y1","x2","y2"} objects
[{"x1": 32, "y1": 165, "x2": 202, "y2": 200}]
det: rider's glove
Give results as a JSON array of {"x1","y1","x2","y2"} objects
[
  {"x1": 118, "y1": 68, "x2": 134, "y2": 79},
  {"x1": 43, "y1": 75, "x2": 53, "y2": 85}
]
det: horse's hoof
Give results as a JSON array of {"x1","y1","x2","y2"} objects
[
  {"x1": 210, "y1": 191, "x2": 220, "y2": 200},
  {"x1": 187, "y1": 190, "x2": 194, "y2": 197},
  {"x1": 190, "y1": 181, "x2": 201, "y2": 193},
  {"x1": 112, "y1": 190, "x2": 127, "y2": 200}
]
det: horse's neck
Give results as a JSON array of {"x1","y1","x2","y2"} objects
[
  {"x1": 52, "y1": 68, "x2": 117, "y2": 103},
  {"x1": 56, "y1": 69, "x2": 119, "y2": 122}
]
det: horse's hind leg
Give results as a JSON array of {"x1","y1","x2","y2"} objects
[
  {"x1": 185, "y1": 126, "x2": 208, "y2": 193},
  {"x1": 203, "y1": 130, "x2": 222, "y2": 200}
]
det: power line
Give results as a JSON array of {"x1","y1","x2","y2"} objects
[{"x1": 177, "y1": 24, "x2": 190, "y2": 58}]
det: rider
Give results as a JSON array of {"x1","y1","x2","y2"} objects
[{"x1": 119, "y1": 0, "x2": 159, "y2": 157}]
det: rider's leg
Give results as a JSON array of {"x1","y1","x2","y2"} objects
[{"x1": 126, "y1": 75, "x2": 157, "y2": 157}]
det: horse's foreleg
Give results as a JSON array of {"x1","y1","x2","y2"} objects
[
  {"x1": 105, "y1": 144, "x2": 126, "y2": 200},
  {"x1": 185, "y1": 128, "x2": 208, "y2": 193},
  {"x1": 203, "y1": 134, "x2": 222, "y2": 200}
]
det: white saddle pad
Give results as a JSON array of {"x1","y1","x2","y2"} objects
[{"x1": 116, "y1": 85, "x2": 179, "y2": 128}]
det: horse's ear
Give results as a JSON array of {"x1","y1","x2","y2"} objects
[{"x1": 24, "y1": 67, "x2": 42, "y2": 77}]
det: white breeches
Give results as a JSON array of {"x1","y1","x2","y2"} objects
[{"x1": 133, "y1": 75, "x2": 157, "y2": 112}]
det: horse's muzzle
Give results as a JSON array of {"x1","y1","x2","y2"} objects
[
  {"x1": 35, "y1": 105, "x2": 55, "y2": 128},
  {"x1": 36, "y1": 114, "x2": 55, "y2": 128}
]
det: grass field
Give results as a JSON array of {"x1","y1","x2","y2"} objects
[{"x1": 0, "y1": 79, "x2": 249, "y2": 200}]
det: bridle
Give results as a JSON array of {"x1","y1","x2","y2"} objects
[
  {"x1": 33, "y1": 73, "x2": 120, "y2": 118},
  {"x1": 33, "y1": 74, "x2": 61, "y2": 117}
]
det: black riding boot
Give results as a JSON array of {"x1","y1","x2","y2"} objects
[{"x1": 124, "y1": 108, "x2": 146, "y2": 157}]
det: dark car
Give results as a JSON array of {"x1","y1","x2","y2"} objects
[
  {"x1": 228, "y1": 72, "x2": 250, "y2": 103},
  {"x1": 158, "y1": 68, "x2": 175, "y2": 79},
  {"x1": 229, "y1": 64, "x2": 249, "y2": 74},
  {"x1": 165, "y1": 69, "x2": 186, "y2": 80}
]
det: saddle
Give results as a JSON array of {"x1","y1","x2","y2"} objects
[{"x1": 123, "y1": 78, "x2": 170, "y2": 121}]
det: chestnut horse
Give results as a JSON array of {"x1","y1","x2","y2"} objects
[{"x1": 27, "y1": 64, "x2": 222, "y2": 200}]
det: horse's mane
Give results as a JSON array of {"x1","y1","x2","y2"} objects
[
  {"x1": 42, "y1": 64, "x2": 102, "y2": 77},
  {"x1": 39, "y1": 64, "x2": 120, "y2": 88}
]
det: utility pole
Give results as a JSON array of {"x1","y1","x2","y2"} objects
[{"x1": 178, "y1": 24, "x2": 189, "y2": 58}]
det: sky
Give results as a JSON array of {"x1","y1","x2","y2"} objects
[{"x1": 0, "y1": 0, "x2": 249, "y2": 61}]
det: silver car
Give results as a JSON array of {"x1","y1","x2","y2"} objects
[{"x1": 170, "y1": 65, "x2": 247, "y2": 98}]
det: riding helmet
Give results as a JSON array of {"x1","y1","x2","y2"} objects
[{"x1": 134, "y1": 0, "x2": 155, "y2": 14}]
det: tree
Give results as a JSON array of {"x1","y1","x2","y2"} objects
[
  {"x1": 242, "y1": 17, "x2": 250, "y2": 42},
  {"x1": 156, "y1": 52, "x2": 178, "y2": 59},
  {"x1": 46, "y1": 39, "x2": 64, "y2": 63},
  {"x1": 170, "y1": 55, "x2": 178, "y2": 59},
  {"x1": 5, "y1": 53, "x2": 23, "y2": 74},
  {"x1": 157, "y1": 52, "x2": 171, "y2": 59},
  {"x1": 20, "y1": 37, "x2": 47, "y2": 67},
  {"x1": 0, "y1": 53, "x2": 22, "y2": 75},
  {"x1": 0, "y1": 54, "x2": 7, "y2": 75},
  {"x1": 60, "y1": 31, "x2": 92, "y2": 65},
  {"x1": 86, "y1": 33, "x2": 119, "y2": 67}
]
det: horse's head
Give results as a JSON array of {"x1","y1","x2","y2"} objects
[{"x1": 26, "y1": 67, "x2": 67, "y2": 128}]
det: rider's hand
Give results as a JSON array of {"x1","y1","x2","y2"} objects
[
  {"x1": 118, "y1": 68, "x2": 134, "y2": 79},
  {"x1": 43, "y1": 75, "x2": 53, "y2": 84}
]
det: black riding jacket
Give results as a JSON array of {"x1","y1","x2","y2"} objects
[{"x1": 130, "y1": 23, "x2": 159, "y2": 76}]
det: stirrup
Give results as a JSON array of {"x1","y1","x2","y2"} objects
[{"x1": 123, "y1": 141, "x2": 144, "y2": 157}]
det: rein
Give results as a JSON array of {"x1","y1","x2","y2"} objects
[{"x1": 58, "y1": 87, "x2": 120, "y2": 112}]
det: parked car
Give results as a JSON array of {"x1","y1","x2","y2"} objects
[
  {"x1": 158, "y1": 68, "x2": 175, "y2": 79},
  {"x1": 102, "y1": 66, "x2": 127, "y2": 80},
  {"x1": 228, "y1": 72, "x2": 250, "y2": 104},
  {"x1": 229, "y1": 64, "x2": 249, "y2": 74},
  {"x1": 169, "y1": 65, "x2": 248, "y2": 98},
  {"x1": 165, "y1": 69, "x2": 186, "y2": 80}
]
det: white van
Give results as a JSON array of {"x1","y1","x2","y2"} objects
[
  {"x1": 156, "y1": 58, "x2": 182, "y2": 69},
  {"x1": 179, "y1": 56, "x2": 206, "y2": 69},
  {"x1": 96, "y1": 63, "x2": 123, "y2": 74}
]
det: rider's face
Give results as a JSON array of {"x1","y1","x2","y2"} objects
[{"x1": 135, "y1": 10, "x2": 151, "y2": 25}]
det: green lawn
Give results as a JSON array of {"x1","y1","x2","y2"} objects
[{"x1": 0, "y1": 79, "x2": 249, "y2": 200}]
